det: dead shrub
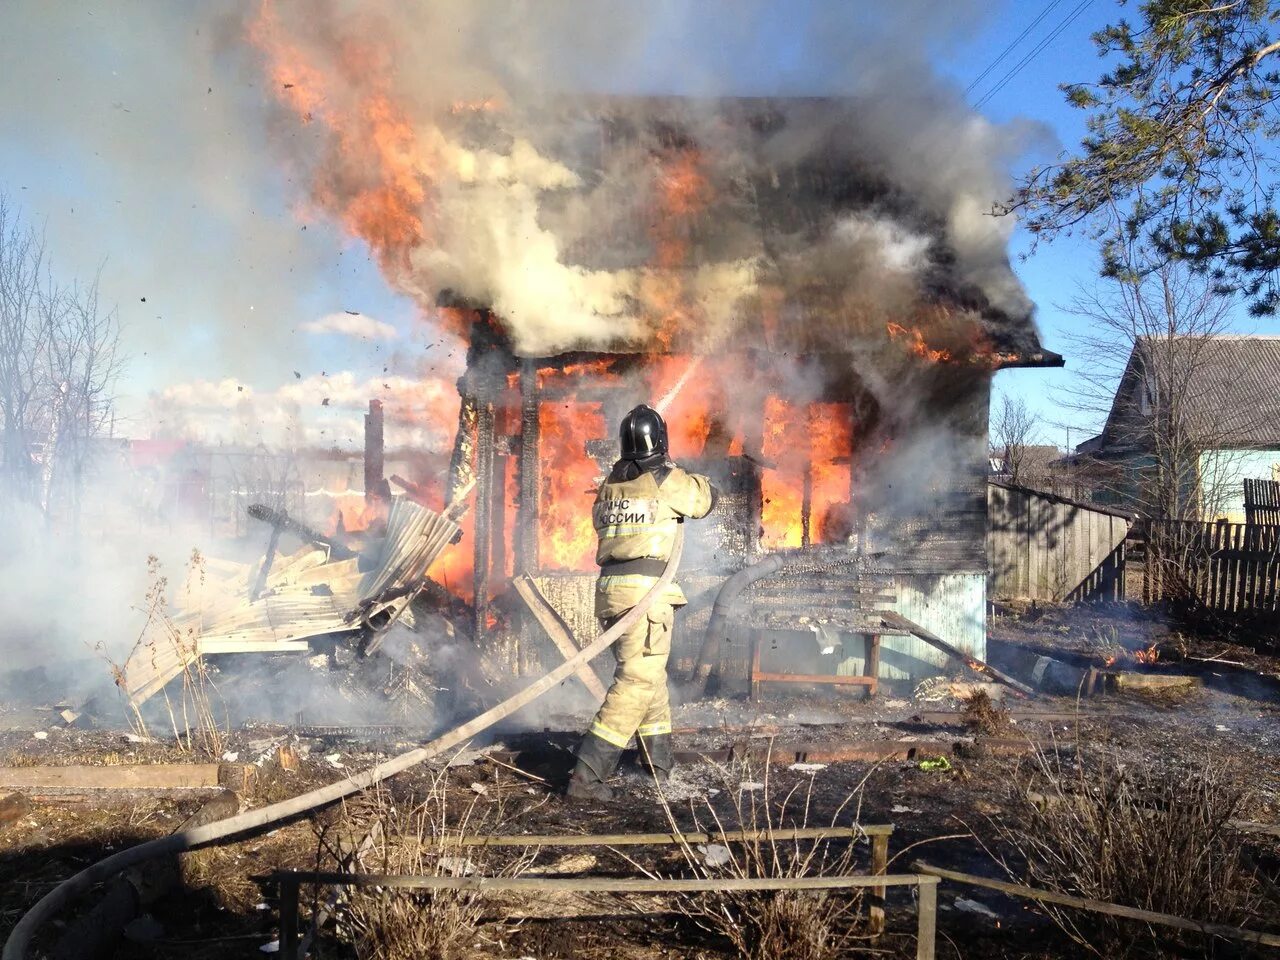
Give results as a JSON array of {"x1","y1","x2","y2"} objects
[
  {"x1": 960, "y1": 688, "x2": 1010, "y2": 736},
  {"x1": 647, "y1": 752, "x2": 873, "y2": 960},
  {"x1": 998, "y1": 748, "x2": 1265, "y2": 953},
  {"x1": 324, "y1": 770, "x2": 534, "y2": 960},
  {"x1": 105, "y1": 552, "x2": 228, "y2": 758}
]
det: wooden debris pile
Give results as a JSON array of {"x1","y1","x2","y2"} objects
[{"x1": 119, "y1": 495, "x2": 463, "y2": 707}]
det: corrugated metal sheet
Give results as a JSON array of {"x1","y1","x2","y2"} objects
[{"x1": 1102, "y1": 336, "x2": 1280, "y2": 450}]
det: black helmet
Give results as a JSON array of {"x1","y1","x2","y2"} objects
[{"x1": 619, "y1": 404, "x2": 668, "y2": 460}]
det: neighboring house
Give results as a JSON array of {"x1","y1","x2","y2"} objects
[
  {"x1": 1075, "y1": 336, "x2": 1280, "y2": 521},
  {"x1": 989, "y1": 443, "x2": 1065, "y2": 487}
]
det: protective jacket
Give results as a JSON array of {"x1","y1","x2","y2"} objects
[
  {"x1": 591, "y1": 457, "x2": 715, "y2": 616},
  {"x1": 580, "y1": 457, "x2": 714, "y2": 761}
]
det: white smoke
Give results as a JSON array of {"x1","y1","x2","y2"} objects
[{"x1": 250, "y1": 0, "x2": 1044, "y2": 357}]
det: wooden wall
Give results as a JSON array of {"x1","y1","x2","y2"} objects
[{"x1": 987, "y1": 482, "x2": 1132, "y2": 602}]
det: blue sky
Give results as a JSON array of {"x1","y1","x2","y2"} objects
[
  {"x1": 941, "y1": 2, "x2": 1277, "y2": 446},
  {"x1": 1, "y1": 1, "x2": 1273, "y2": 449}
]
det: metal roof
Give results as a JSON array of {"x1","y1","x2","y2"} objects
[{"x1": 1103, "y1": 336, "x2": 1280, "y2": 449}]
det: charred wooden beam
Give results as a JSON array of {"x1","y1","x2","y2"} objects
[
  {"x1": 801, "y1": 462, "x2": 813, "y2": 548},
  {"x1": 251, "y1": 523, "x2": 283, "y2": 601},
  {"x1": 517, "y1": 358, "x2": 540, "y2": 573},
  {"x1": 473, "y1": 399, "x2": 496, "y2": 643},
  {"x1": 364, "y1": 399, "x2": 389, "y2": 503},
  {"x1": 247, "y1": 503, "x2": 359, "y2": 561},
  {"x1": 447, "y1": 392, "x2": 479, "y2": 505},
  {"x1": 388, "y1": 473, "x2": 429, "y2": 505},
  {"x1": 879, "y1": 610, "x2": 1035, "y2": 697},
  {"x1": 490, "y1": 426, "x2": 508, "y2": 590}
]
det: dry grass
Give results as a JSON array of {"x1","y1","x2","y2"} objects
[
  {"x1": 323, "y1": 771, "x2": 535, "y2": 960},
  {"x1": 960, "y1": 689, "x2": 1011, "y2": 736},
  {"x1": 647, "y1": 753, "x2": 874, "y2": 960},
  {"x1": 104, "y1": 552, "x2": 229, "y2": 758},
  {"x1": 998, "y1": 748, "x2": 1266, "y2": 954}
]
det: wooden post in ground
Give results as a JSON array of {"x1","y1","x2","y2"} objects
[
  {"x1": 915, "y1": 877, "x2": 937, "y2": 960},
  {"x1": 869, "y1": 830, "x2": 889, "y2": 935},
  {"x1": 866, "y1": 633, "x2": 882, "y2": 693},
  {"x1": 278, "y1": 874, "x2": 300, "y2": 960}
]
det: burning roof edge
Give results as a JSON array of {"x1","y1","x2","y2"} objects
[{"x1": 439, "y1": 290, "x2": 1063, "y2": 370}]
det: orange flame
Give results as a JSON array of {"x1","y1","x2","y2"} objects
[
  {"x1": 1134, "y1": 643, "x2": 1160, "y2": 665},
  {"x1": 539, "y1": 399, "x2": 605, "y2": 571},
  {"x1": 760, "y1": 398, "x2": 853, "y2": 549},
  {"x1": 326, "y1": 493, "x2": 388, "y2": 537},
  {"x1": 646, "y1": 149, "x2": 710, "y2": 348},
  {"x1": 428, "y1": 509, "x2": 474, "y2": 602},
  {"x1": 886, "y1": 322, "x2": 952, "y2": 363},
  {"x1": 250, "y1": 1, "x2": 431, "y2": 275}
]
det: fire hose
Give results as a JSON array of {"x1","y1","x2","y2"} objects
[{"x1": 2, "y1": 529, "x2": 684, "y2": 960}]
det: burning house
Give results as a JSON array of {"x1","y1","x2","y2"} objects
[
  {"x1": 381, "y1": 99, "x2": 1066, "y2": 693},
  {"x1": 242, "y1": 5, "x2": 1068, "y2": 693}
]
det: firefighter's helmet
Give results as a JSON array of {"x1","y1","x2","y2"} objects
[{"x1": 619, "y1": 404, "x2": 668, "y2": 460}]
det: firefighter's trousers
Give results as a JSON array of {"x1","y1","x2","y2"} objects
[{"x1": 586, "y1": 601, "x2": 674, "y2": 751}]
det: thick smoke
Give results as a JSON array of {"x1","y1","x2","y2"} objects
[{"x1": 251, "y1": 0, "x2": 1043, "y2": 357}]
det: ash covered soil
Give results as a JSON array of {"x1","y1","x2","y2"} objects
[{"x1": 0, "y1": 605, "x2": 1278, "y2": 958}]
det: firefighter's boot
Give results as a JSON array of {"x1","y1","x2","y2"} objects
[
  {"x1": 638, "y1": 732, "x2": 674, "y2": 783},
  {"x1": 565, "y1": 732, "x2": 622, "y2": 802}
]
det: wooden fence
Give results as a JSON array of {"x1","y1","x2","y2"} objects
[
  {"x1": 1143, "y1": 520, "x2": 1280, "y2": 613},
  {"x1": 1244, "y1": 478, "x2": 1280, "y2": 527},
  {"x1": 987, "y1": 482, "x2": 1133, "y2": 602}
]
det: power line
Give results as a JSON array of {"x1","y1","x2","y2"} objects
[
  {"x1": 975, "y1": 0, "x2": 1096, "y2": 109},
  {"x1": 966, "y1": 0, "x2": 1068, "y2": 96}
]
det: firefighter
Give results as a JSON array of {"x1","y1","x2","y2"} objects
[{"x1": 565, "y1": 403, "x2": 717, "y2": 801}]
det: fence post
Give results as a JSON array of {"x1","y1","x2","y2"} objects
[
  {"x1": 279, "y1": 874, "x2": 300, "y2": 960},
  {"x1": 916, "y1": 878, "x2": 937, "y2": 960},
  {"x1": 869, "y1": 831, "x2": 888, "y2": 935}
]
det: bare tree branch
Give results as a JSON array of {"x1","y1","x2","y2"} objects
[{"x1": 0, "y1": 192, "x2": 124, "y2": 528}]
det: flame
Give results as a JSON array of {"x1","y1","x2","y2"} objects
[
  {"x1": 760, "y1": 398, "x2": 853, "y2": 549},
  {"x1": 646, "y1": 149, "x2": 710, "y2": 348},
  {"x1": 650, "y1": 356, "x2": 711, "y2": 458},
  {"x1": 250, "y1": 1, "x2": 432, "y2": 275},
  {"x1": 886, "y1": 322, "x2": 952, "y2": 363},
  {"x1": 884, "y1": 319, "x2": 1030, "y2": 369},
  {"x1": 1134, "y1": 643, "x2": 1160, "y2": 665},
  {"x1": 326, "y1": 493, "x2": 388, "y2": 536},
  {"x1": 428, "y1": 508, "x2": 474, "y2": 602},
  {"x1": 809, "y1": 403, "x2": 854, "y2": 542},
  {"x1": 539, "y1": 398, "x2": 605, "y2": 571}
]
